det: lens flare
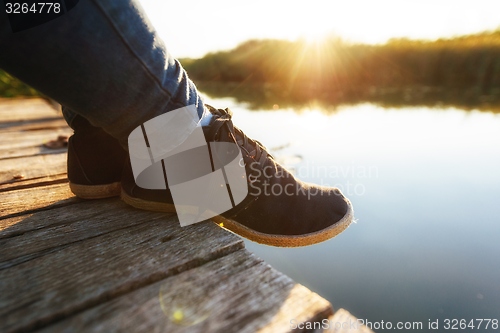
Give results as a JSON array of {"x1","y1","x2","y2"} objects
[{"x1": 159, "y1": 281, "x2": 211, "y2": 326}]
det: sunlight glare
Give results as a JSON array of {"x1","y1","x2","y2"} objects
[{"x1": 141, "y1": 0, "x2": 500, "y2": 58}]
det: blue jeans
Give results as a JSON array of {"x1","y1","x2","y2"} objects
[{"x1": 0, "y1": 0, "x2": 206, "y2": 147}]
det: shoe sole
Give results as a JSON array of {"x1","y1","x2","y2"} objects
[
  {"x1": 69, "y1": 182, "x2": 122, "y2": 199},
  {"x1": 212, "y1": 201, "x2": 353, "y2": 247},
  {"x1": 120, "y1": 189, "x2": 177, "y2": 213},
  {"x1": 121, "y1": 189, "x2": 354, "y2": 247}
]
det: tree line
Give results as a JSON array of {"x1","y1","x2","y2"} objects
[
  {"x1": 181, "y1": 30, "x2": 500, "y2": 96},
  {"x1": 2, "y1": 30, "x2": 499, "y2": 108}
]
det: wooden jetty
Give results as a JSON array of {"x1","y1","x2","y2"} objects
[{"x1": 0, "y1": 98, "x2": 373, "y2": 333}]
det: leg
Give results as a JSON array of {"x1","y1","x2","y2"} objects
[
  {"x1": 0, "y1": 0, "x2": 206, "y2": 197},
  {"x1": 0, "y1": 0, "x2": 353, "y2": 246},
  {"x1": 0, "y1": 0, "x2": 206, "y2": 147}
]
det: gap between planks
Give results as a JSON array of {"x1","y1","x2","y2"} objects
[
  {"x1": 0, "y1": 205, "x2": 244, "y2": 333},
  {"x1": 0, "y1": 182, "x2": 77, "y2": 221},
  {"x1": 0, "y1": 153, "x2": 67, "y2": 184},
  {"x1": 36, "y1": 249, "x2": 334, "y2": 333}
]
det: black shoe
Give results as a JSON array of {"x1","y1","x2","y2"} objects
[
  {"x1": 120, "y1": 156, "x2": 176, "y2": 213},
  {"x1": 67, "y1": 115, "x2": 127, "y2": 199},
  {"x1": 121, "y1": 106, "x2": 353, "y2": 247}
]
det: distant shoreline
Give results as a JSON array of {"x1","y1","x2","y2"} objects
[
  {"x1": 195, "y1": 81, "x2": 500, "y2": 113},
  {"x1": 182, "y1": 30, "x2": 500, "y2": 112},
  {"x1": 2, "y1": 30, "x2": 499, "y2": 113}
]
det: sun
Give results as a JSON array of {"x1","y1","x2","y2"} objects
[{"x1": 300, "y1": 29, "x2": 330, "y2": 46}]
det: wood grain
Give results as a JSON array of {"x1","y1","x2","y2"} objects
[
  {"x1": 0, "y1": 118, "x2": 68, "y2": 132},
  {"x1": 0, "y1": 199, "x2": 182, "y2": 269},
  {"x1": 0, "y1": 153, "x2": 67, "y2": 184},
  {"x1": 0, "y1": 183, "x2": 76, "y2": 220},
  {"x1": 0, "y1": 98, "x2": 60, "y2": 122},
  {"x1": 0, "y1": 174, "x2": 68, "y2": 192},
  {"x1": 325, "y1": 309, "x2": 374, "y2": 333},
  {"x1": 38, "y1": 250, "x2": 333, "y2": 333},
  {"x1": 0, "y1": 205, "x2": 243, "y2": 333},
  {"x1": 0, "y1": 146, "x2": 67, "y2": 160},
  {"x1": 0, "y1": 128, "x2": 71, "y2": 150}
]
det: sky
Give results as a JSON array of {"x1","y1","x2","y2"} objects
[{"x1": 140, "y1": 0, "x2": 500, "y2": 58}]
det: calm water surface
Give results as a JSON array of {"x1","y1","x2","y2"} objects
[{"x1": 204, "y1": 95, "x2": 500, "y2": 332}]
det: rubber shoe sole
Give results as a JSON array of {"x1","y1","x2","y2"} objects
[
  {"x1": 69, "y1": 182, "x2": 122, "y2": 200},
  {"x1": 120, "y1": 188, "x2": 176, "y2": 213},
  {"x1": 120, "y1": 188, "x2": 353, "y2": 247}
]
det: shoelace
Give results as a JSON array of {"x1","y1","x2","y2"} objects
[{"x1": 206, "y1": 107, "x2": 271, "y2": 167}]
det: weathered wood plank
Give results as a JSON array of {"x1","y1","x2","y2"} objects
[
  {"x1": 257, "y1": 284, "x2": 334, "y2": 333},
  {"x1": 0, "y1": 183, "x2": 76, "y2": 221},
  {"x1": 0, "y1": 206, "x2": 243, "y2": 333},
  {"x1": 325, "y1": 309, "x2": 374, "y2": 333},
  {"x1": 37, "y1": 250, "x2": 333, "y2": 333},
  {"x1": 0, "y1": 128, "x2": 71, "y2": 150},
  {"x1": 0, "y1": 118, "x2": 68, "y2": 131},
  {"x1": 0, "y1": 195, "x2": 106, "y2": 240},
  {"x1": 0, "y1": 98, "x2": 60, "y2": 122},
  {"x1": 0, "y1": 174, "x2": 68, "y2": 192},
  {"x1": 0, "y1": 153, "x2": 67, "y2": 184},
  {"x1": 0, "y1": 199, "x2": 174, "y2": 269},
  {"x1": 0, "y1": 146, "x2": 67, "y2": 159}
]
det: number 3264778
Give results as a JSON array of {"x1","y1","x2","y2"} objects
[{"x1": 6, "y1": 3, "x2": 61, "y2": 14}]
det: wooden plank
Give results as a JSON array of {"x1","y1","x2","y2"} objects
[
  {"x1": 0, "y1": 98, "x2": 60, "y2": 122},
  {"x1": 0, "y1": 183, "x2": 76, "y2": 221},
  {"x1": 37, "y1": 250, "x2": 333, "y2": 333},
  {"x1": 325, "y1": 309, "x2": 375, "y2": 333},
  {"x1": 0, "y1": 153, "x2": 67, "y2": 184},
  {"x1": 258, "y1": 284, "x2": 334, "y2": 333},
  {"x1": 1, "y1": 199, "x2": 171, "y2": 269},
  {"x1": 0, "y1": 118, "x2": 67, "y2": 131},
  {"x1": 0, "y1": 128, "x2": 71, "y2": 150},
  {"x1": 0, "y1": 194, "x2": 99, "y2": 240},
  {"x1": 0, "y1": 146, "x2": 67, "y2": 159},
  {"x1": 0, "y1": 174, "x2": 68, "y2": 192},
  {"x1": 0, "y1": 118, "x2": 68, "y2": 131},
  {"x1": 0, "y1": 206, "x2": 243, "y2": 333}
]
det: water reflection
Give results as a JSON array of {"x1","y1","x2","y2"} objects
[
  {"x1": 197, "y1": 81, "x2": 500, "y2": 113},
  {"x1": 200, "y1": 92, "x2": 500, "y2": 332}
]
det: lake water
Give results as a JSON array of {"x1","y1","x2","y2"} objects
[{"x1": 203, "y1": 95, "x2": 500, "y2": 332}]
